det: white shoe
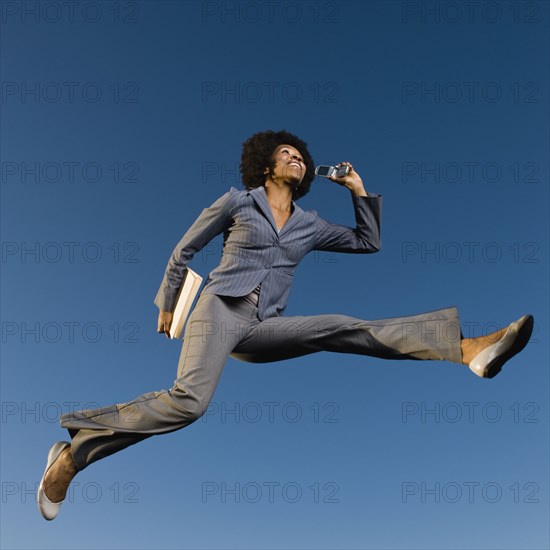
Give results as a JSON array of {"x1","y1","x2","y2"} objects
[
  {"x1": 469, "y1": 315, "x2": 534, "y2": 378},
  {"x1": 37, "y1": 441, "x2": 71, "y2": 520}
]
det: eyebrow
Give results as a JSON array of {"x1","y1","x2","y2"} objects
[{"x1": 278, "y1": 146, "x2": 302, "y2": 157}]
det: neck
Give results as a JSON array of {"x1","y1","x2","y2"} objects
[{"x1": 264, "y1": 179, "x2": 294, "y2": 211}]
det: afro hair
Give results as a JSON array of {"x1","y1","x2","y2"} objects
[{"x1": 240, "y1": 129, "x2": 315, "y2": 200}]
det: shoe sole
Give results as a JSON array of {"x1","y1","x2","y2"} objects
[
  {"x1": 37, "y1": 441, "x2": 71, "y2": 520},
  {"x1": 485, "y1": 315, "x2": 534, "y2": 379}
]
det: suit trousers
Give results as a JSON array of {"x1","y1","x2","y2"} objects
[{"x1": 60, "y1": 293, "x2": 463, "y2": 471}]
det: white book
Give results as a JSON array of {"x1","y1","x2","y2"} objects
[{"x1": 169, "y1": 267, "x2": 203, "y2": 340}]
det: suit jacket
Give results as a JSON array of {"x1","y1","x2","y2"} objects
[{"x1": 154, "y1": 185, "x2": 382, "y2": 321}]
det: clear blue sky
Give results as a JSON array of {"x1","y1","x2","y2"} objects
[{"x1": 1, "y1": 1, "x2": 548, "y2": 548}]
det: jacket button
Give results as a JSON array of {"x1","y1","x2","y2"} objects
[
  {"x1": 272, "y1": 242, "x2": 278, "y2": 247},
  {"x1": 264, "y1": 264, "x2": 270, "y2": 269}
]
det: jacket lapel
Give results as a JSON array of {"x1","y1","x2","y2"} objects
[{"x1": 248, "y1": 186, "x2": 301, "y2": 236}]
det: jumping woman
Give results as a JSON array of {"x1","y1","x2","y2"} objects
[{"x1": 38, "y1": 129, "x2": 534, "y2": 520}]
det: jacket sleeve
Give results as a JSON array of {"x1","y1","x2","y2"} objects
[
  {"x1": 312, "y1": 193, "x2": 382, "y2": 253},
  {"x1": 154, "y1": 187, "x2": 240, "y2": 312}
]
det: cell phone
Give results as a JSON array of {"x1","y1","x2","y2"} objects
[{"x1": 315, "y1": 164, "x2": 350, "y2": 178}]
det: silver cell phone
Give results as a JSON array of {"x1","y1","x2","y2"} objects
[{"x1": 315, "y1": 164, "x2": 350, "y2": 178}]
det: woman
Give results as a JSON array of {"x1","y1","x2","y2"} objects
[{"x1": 38, "y1": 129, "x2": 534, "y2": 520}]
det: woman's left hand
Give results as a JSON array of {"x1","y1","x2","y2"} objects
[{"x1": 328, "y1": 162, "x2": 365, "y2": 194}]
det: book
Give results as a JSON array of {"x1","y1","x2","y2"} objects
[{"x1": 169, "y1": 267, "x2": 203, "y2": 340}]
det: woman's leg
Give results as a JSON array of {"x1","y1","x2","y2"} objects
[
  {"x1": 59, "y1": 293, "x2": 258, "y2": 472},
  {"x1": 230, "y1": 306, "x2": 463, "y2": 364}
]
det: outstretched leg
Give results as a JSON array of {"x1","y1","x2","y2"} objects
[
  {"x1": 42, "y1": 294, "x2": 258, "y2": 509},
  {"x1": 61, "y1": 294, "x2": 257, "y2": 470},
  {"x1": 230, "y1": 306, "x2": 534, "y2": 380},
  {"x1": 231, "y1": 306, "x2": 463, "y2": 364}
]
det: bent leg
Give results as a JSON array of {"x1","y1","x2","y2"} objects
[
  {"x1": 230, "y1": 306, "x2": 463, "y2": 364},
  {"x1": 60, "y1": 294, "x2": 256, "y2": 470}
]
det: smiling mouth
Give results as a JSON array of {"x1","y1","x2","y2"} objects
[{"x1": 289, "y1": 162, "x2": 301, "y2": 168}]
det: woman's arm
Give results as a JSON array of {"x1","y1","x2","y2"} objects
[
  {"x1": 153, "y1": 187, "x2": 240, "y2": 314},
  {"x1": 312, "y1": 162, "x2": 382, "y2": 253}
]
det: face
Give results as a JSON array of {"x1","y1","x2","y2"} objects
[{"x1": 265, "y1": 144, "x2": 305, "y2": 187}]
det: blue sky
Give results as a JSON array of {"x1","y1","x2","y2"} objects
[{"x1": 1, "y1": 1, "x2": 548, "y2": 548}]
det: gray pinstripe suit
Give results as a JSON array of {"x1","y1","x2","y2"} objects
[
  {"x1": 60, "y1": 185, "x2": 463, "y2": 471},
  {"x1": 153, "y1": 185, "x2": 383, "y2": 320}
]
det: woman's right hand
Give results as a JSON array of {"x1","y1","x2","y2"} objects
[{"x1": 157, "y1": 310, "x2": 174, "y2": 338}]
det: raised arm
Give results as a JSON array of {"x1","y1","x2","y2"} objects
[{"x1": 312, "y1": 162, "x2": 382, "y2": 253}]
